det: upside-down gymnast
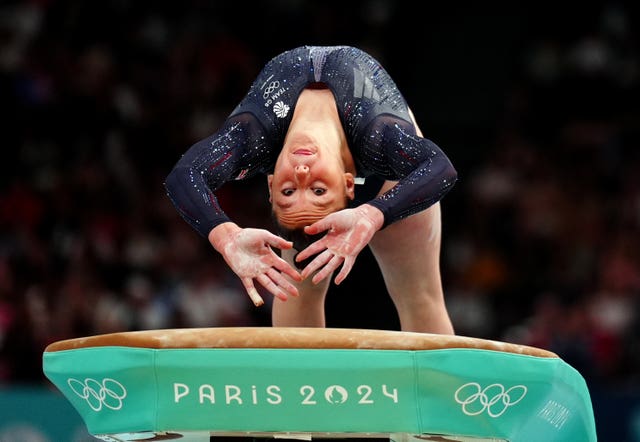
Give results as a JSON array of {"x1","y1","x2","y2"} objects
[{"x1": 165, "y1": 45, "x2": 457, "y2": 333}]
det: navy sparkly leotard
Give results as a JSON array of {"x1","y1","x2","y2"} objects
[{"x1": 165, "y1": 46, "x2": 457, "y2": 237}]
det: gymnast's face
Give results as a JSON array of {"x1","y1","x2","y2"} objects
[{"x1": 268, "y1": 141, "x2": 355, "y2": 229}]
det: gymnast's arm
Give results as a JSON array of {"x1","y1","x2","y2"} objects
[
  {"x1": 298, "y1": 112, "x2": 456, "y2": 284},
  {"x1": 364, "y1": 117, "x2": 457, "y2": 227},
  {"x1": 164, "y1": 121, "x2": 239, "y2": 238},
  {"x1": 164, "y1": 118, "x2": 302, "y2": 306}
]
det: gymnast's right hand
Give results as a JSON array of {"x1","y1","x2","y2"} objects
[{"x1": 208, "y1": 223, "x2": 302, "y2": 306}]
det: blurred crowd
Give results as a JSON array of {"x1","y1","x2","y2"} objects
[
  {"x1": 0, "y1": 0, "x2": 638, "y2": 416},
  {"x1": 444, "y1": 3, "x2": 640, "y2": 388}
]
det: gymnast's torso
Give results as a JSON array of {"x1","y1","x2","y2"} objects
[{"x1": 165, "y1": 46, "x2": 457, "y2": 237}]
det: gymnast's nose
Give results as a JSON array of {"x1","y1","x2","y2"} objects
[{"x1": 294, "y1": 165, "x2": 310, "y2": 186}]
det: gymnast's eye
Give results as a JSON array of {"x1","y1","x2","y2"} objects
[
  {"x1": 282, "y1": 188, "x2": 295, "y2": 196},
  {"x1": 312, "y1": 187, "x2": 326, "y2": 195}
]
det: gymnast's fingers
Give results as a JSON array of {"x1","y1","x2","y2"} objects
[
  {"x1": 270, "y1": 252, "x2": 303, "y2": 281},
  {"x1": 303, "y1": 218, "x2": 332, "y2": 236},
  {"x1": 263, "y1": 232, "x2": 294, "y2": 251},
  {"x1": 333, "y1": 256, "x2": 355, "y2": 285},
  {"x1": 241, "y1": 277, "x2": 264, "y2": 307},
  {"x1": 296, "y1": 237, "x2": 328, "y2": 262},
  {"x1": 312, "y1": 254, "x2": 344, "y2": 285},
  {"x1": 267, "y1": 268, "x2": 299, "y2": 297},
  {"x1": 301, "y1": 249, "x2": 332, "y2": 280},
  {"x1": 256, "y1": 273, "x2": 288, "y2": 301}
]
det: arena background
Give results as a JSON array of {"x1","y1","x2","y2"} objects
[{"x1": 0, "y1": 1, "x2": 639, "y2": 440}]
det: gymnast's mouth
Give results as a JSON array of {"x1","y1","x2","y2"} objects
[{"x1": 293, "y1": 148, "x2": 315, "y2": 155}]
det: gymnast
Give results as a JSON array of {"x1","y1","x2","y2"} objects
[{"x1": 165, "y1": 46, "x2": 457, "y2": 333}]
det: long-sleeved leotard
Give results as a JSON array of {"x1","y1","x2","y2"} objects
[{"x1": 165, "y1": 46, "x2": 457, "y2": 237}]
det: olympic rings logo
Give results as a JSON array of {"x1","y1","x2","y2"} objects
[
  {"x1": 263, "y1": 81, "x2": 280, "y2": 99},
  {"x1": 67, "y1": 377, "x2": 127, "y2": 411},
  {"x1": 454, "y1": 382, "x2": 527, "y2": 418}
]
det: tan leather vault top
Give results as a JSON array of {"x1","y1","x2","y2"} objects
[{"x1": 44, "y1": 327, "x2": 557, "y2": 358}]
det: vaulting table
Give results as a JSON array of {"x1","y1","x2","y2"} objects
[{"x1": 42, "y1": 327, "x2": 597, "y2": 441}]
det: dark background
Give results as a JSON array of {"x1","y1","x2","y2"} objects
[{"x1": 1, "y1": 1, "x2": 639, "y2": 440}]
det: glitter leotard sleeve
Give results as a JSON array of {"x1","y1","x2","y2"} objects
[
  {"x1": 312, "y1": 47, "x2": 458, "y2": 226},
  {"x1": 165, "y1": 46, "x2": 457, "y2": 237}
]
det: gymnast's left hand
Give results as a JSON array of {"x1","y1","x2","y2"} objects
[{"x1": 297, "y1": 204, "x2": 384, "y2": 285}]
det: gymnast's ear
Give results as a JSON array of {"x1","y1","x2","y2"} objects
[
  {"x1": 344, "y1": 172, "x2": 355, "y2": 200},
  {"x1": 267, "y1": 174, "x2": 273, "y2": 203}
]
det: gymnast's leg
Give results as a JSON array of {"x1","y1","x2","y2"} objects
[
  {"x1": 369, "y1": 196, "x2": 454, "y2": 334},
  {"x1": 271, "y1": 247, "x2": 331, "y2": 327}
]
